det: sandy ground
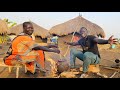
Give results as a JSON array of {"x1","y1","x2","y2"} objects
[{"x1": 0, "y1": 41, "x2": 120, "y2": 78}]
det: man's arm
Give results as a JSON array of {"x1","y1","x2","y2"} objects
[
  {"x1": 46, "y1": 44, "x2": 58, "y2": 48},
  {"x1": 93, "y1": 38, "x2": 108, "y2": 44},
  {"x1": 93, "y1": 35, "x2": 117, "y2": 44},
  {"x1": 64, "y1": 41, "x2": 80, "y2": 46},
  {"x1": 32, "y1": 46, "x2": 60, "y2": 54}
]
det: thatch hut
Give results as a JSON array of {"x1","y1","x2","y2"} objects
[
  {"x1": 8, "y1": 21, "x2": 50, "y2": 43},
  {"x1": 49, "y1": 16, "x2": 105, "y2": 38},
  {"x1": 0, "y1": 19, "x2": 11, "y2": 44},
  {"x1": 0, "y1": 19, "x2": 8, "y2": 35}
]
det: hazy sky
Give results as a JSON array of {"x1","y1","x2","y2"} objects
[{"x1": 0, "y1": 12, "x2": 120, "y2": 39}]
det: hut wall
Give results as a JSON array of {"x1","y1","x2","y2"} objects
[{"x1": 35, "y1": 36, "x2": 47, "y2": 43}]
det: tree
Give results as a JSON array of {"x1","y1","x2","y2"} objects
[
  {"x1": 3, "y1": 18, "x2": 17, "y2": 28},
  {"x1": 0, "y1": 33, "x2": 10, "y2": 44}
]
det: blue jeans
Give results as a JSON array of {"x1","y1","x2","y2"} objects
[{"x1": 70, "y1": 48, "x2": 100, "y2": 73}]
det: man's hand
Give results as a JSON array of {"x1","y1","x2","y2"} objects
[
  {"x1": 108, "y1": 35, "x2": 118, "y2": 45},
  {"x1": 53, "y1": 48, "x2": 60, "y2": 54}
]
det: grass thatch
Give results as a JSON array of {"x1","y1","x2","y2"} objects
[
  {"x1": 0, "y1": 19, "x2": 8, "y2": 35},
  {"x1": 8, "y1": 21, "x2": 50, "y2": 39},
  {"x1": 49, "y1": 16, "x2": 105, "y2": 38}
]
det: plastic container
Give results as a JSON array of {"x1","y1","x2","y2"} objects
[{"x1": 111, "y1": 44, "x2": 116, "y2": 49}]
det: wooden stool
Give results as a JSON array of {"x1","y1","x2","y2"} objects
[
  {"x1": 80, "y1": 64, "x2": 100, "y2": 73},
  {"x1": 0, "y1": 62, "x2": 27, "y2": 78}
]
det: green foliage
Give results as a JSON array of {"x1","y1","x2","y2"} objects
[
  {"x1": 0, "y1": 35, "x2": 10, "y2": 44},
  {"x1": 9, "y1": 22, "x2": 17, "y2": 28},
  {"x1": 3, "y1": 18, "x2": 17, "y2": 28}
]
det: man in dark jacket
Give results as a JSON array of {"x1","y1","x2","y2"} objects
[{"x1": 64, "y1": 27, "x2": 117, "y2": 78}]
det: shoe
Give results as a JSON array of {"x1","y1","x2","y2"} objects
[{"x1": 79, "y1": 73, "x2": 88, "y2": 78}]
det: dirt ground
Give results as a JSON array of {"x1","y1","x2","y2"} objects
[{"x1": 0, "y1": 40, "x2": 120, "y2": 78}]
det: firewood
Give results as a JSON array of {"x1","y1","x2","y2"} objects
[
  {"x1": 60, "y1": 71, "x2": 79, "y2": 78},
  {"x1": 46, "y1": 59, "x2": 57, "y2": 77},
  {"x1": 109, "y1": 71, "x2": 118, "y2": 78},
  {"x1": 96, "y1": 72, "x2": 108, "y2": 78}
]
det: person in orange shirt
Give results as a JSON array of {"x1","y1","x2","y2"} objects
[{"x1": 4, "y1": 22, "x2": 60, "y2": 74}]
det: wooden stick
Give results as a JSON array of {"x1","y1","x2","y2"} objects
[
  {"x1": 64, "y1": 30, "x2": 77, "y2": 57},
  {"x1": 96, "y1": 72, "x2": 108, "y2": 78},
  {"x1": 109, "y1": 71, "x2": 118, "y2": 78},
  {"x1": 103, "y1": 67, "x2": 120, "y2": 71},
  {"x1": 59, "y1": 54, "x2": 62, "y2": 60},
  {"x1": 16, "y1": 66, "x2": 19, "y2": 78}
]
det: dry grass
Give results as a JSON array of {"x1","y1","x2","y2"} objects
[
  {"x1": 49, "y1": 16, "x2": 105, "y2": 38},
  {"x1": 0, "y1": 19, "x2": 8, "y2": 35}
]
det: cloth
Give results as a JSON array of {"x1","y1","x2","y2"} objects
[
  {"x1": 4, "y1": 34, "x2": 45, "y2": 73},
  {"x1": 50, "y1": 36, "x2": 58, "y2": 44}
]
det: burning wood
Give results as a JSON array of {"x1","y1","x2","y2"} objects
[
  {"x1": 46, "y1": 59, "x2": 58, "y2": 77},
  {"x1": 60, "y1": 71, "x2": 79, "y2": 78}
]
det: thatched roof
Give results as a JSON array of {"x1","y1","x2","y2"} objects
[
  {"x1": 8, "y1": 22, "x2": 50, "y2": 38},
  {"x1": 49, "y1": 16, "x2": 105, "y2": 38},
  {"x1": 0, "y1": 19, "x2": 8, "y2": 35}
]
